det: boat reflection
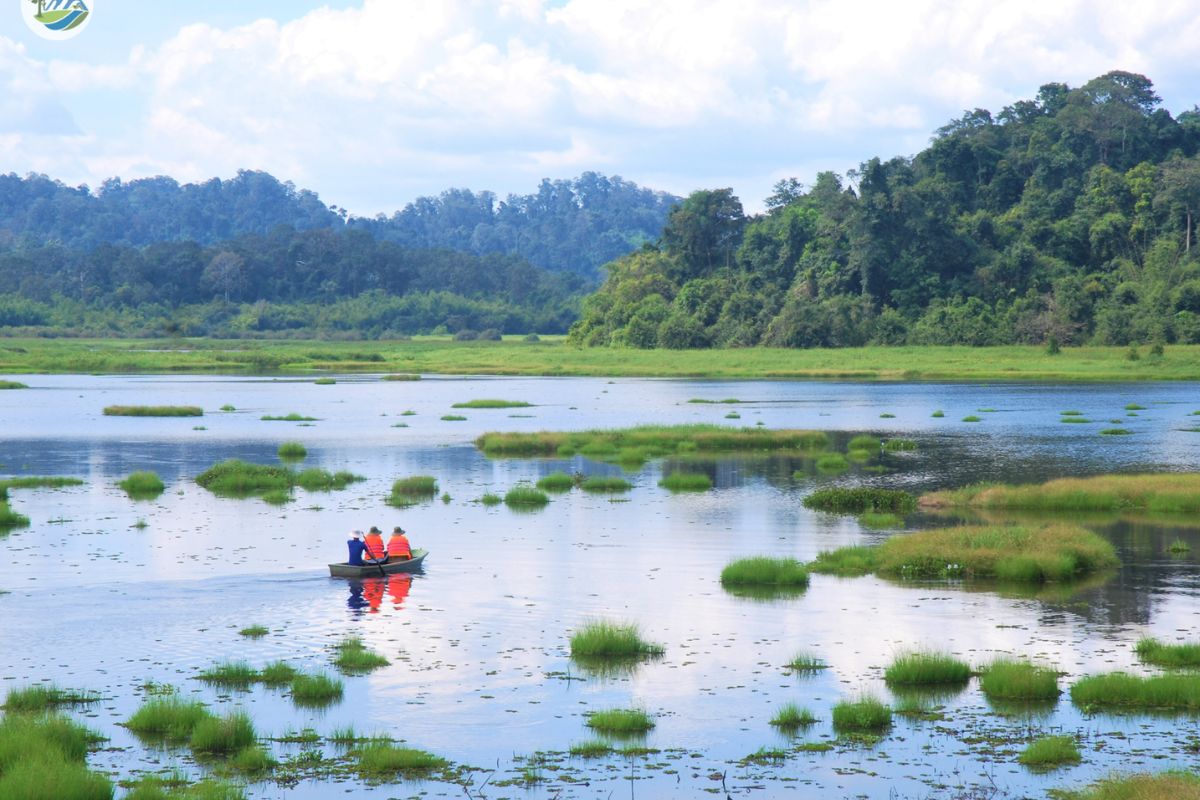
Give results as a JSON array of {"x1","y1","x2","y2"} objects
[{"x1": 347, "y1": 574, "x2": 414, "y2": 615}]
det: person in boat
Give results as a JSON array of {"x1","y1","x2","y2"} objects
[
  {"x1": 386, "y1": 526, "x2": 412, "y2": 561},
  {"x1": 363, "y1": 526, "x2": 387, "y2": 563},
  {"x1": 346, "y1": 530, "x2": 367, "y2": 566}
]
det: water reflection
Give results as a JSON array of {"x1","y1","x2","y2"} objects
[{"x1": 345, "y1": 575, "x2": 413, "y2": 615}]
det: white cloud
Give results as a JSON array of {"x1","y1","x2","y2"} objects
[{"x1": 2, "y1": 0, "x2": 1200, "y2": 213}]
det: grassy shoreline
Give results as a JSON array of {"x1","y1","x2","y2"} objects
[{"x1": 0, "y1": 338, "x2": 1197, "y2": 380}]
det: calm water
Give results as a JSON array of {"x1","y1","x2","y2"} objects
[{"x1": 2, "y1": 375, "x2": 1200, "y2": 799}]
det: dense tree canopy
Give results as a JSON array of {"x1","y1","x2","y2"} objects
[{"x1": 570, "y1": 71, "x2": 1200, "y2": 348}]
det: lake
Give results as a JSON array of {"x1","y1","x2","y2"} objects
[{"x1": 1, "y1": 374, "x2": 1199, "y2": 799}]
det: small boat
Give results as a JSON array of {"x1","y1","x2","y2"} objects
[{"x1": 328, "y1": 549, "x2": 428, "y2": 578}]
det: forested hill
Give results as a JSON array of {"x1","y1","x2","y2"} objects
[
  {"x1": 570, "y1": 71, "x2": 1200, "y2": 348},
  {"x1": 0, "y1": 170, "x2": 675, "y2": 277}
]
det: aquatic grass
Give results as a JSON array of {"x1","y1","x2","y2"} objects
[
  {"x1": 720, "y1": 557, "x2": 809, "y2": 588},
  {"x1": 687, "y1": 398, "x2": 742, "y2": 404},
  {"x1": 356, "y1": 743, "x2": 447, "y2": 775},
  {"x1": 0, "y1": 759, "x2": 113, "y2": 800},
  {"x1": 803, "y1": 487, "x2": 916, "y2": 514},
  {"x1": 382, "y1": 373, "x2": 420, "y2": 381},
  {"x1": 0, "y1": 380, "x2": 27, "y2": 389},
  {"x1": 1055, "y1": 772, "x2": 1200, "y2": 799},
  {"x1": 220, "y1": 404, "x2": 236, "y2": 411},
  {"x1": 289, "y1": 673, "x2": 344, "y2": 707},
  {"x1": 387, "y1": 475, "x2": 437, "y2": 507},
  {"x1": 119, "y1": 471, "x2": 165, "y2": 499},
  {"x1": 859, "y1": 512, "x2": 903, "y2": 528},
  {"x1": 451, "y1": 399, "x2": 532, "y2": 408},
  {"x1": 962, "y1": 415, "x2": 982, "y2": 422},
  {"x1": 570, "y1": 621, "x2": 664, "y2": 661},
  {"x1": 1070, "y1": 672, "x2": 1200, "y2": 711},
  {"x1": 585, "y1": 708, "x2": 654, "y2": 734},
  {"x1": 1061, "y1": 410, "x2": 1085, "y2": 416},
  {"x1": 260, "y1": 489, "x2": 292, "y2": 505},
  {"x1": 725, "y1": 411, "x2": 740, "y2": 419},
  {"x1": 659, "y1": 471, "x2": 713, "y2": 491},
  {"x1": 276, "y1": 442, "x2": 307, "y2": 459},
  {"x1": 260, "y1": 413, "x2": 318, "y2": 421},
  {"x1": 0, "y1": 476, "x2": 84, "y2": 493},
  {"x1": 536, "y1": 471, "x2": 576, "y2": 492},
  {"x1": 1019, "y1": 735, "x2": 1080, "y2": 768},
  {"x1": 504, "y1": 484, "x2": 551, "y2": 508},
  {"x1": 569, "y1": 739, "x2": 613, "y2": 758},
  {"x1": 104, "y1": 405, "x2": 203, "y2": 417},
  {"x1": 189, "y1": 711, "x2": 256, "y2": 756},
  {"x1": 770, "y1": 703, "x2": 817, "y2": 729},
  {"x1": 3, "y1": 684, "x2": 100, "y2": 713},
  {"x1": 294, "y1": 468, "x2": 363, "y2": 491},
  {"x1": 0, "y1": 502, "x2": 30, "y2": 528},
  {"x1": 847, "y1": 434, "x2": 880, "y2": 451},
  {"x1": 238, "y1": 625, "x2": 268, "y2": 638},
  {"x1": 440, "y1": 414, "x2": 467, "y2": 421},
  {"x1": 1100, "y1": 428, "x2": 1133, "y2": 435},
  {"x1": 1061, "y1": 416, "x2": 1093, "y2": 423},
  {"x1": 258, "y1": 661, "x2": 299, "y2": 687},
  {"x1": 1125, "y1": 403, "x2": 1147, "y2": 410},
  {"x1": 786, "y1": 652, "x2": 828, "y2": 672},
  {"x1": 195, "y1": 460, "x2": 292, "y2": 497},
  {"x1": 883, "y1": 439, "x2": 917, "y2": 452},
  {"x1": 125, "y1": 697, "x2": 215, "y2": 742},
  {"x1": 931, "y1": 410, "x2": 944, "y2": 417},
  {"x1": 1136, "y1": 638, "x2": 1200, "y2": 667},
  {"x1": 808, "y1": 545, "x2": 880, "y2": 577},
  {"x1": 922, "y1": 473, "x2": 1200, "y2": 514},
  {"x1": 228, "y1": 745, "x2": 277, "y2": 774},
  {"x1": 830, "y1": 696, "x2": 892, "y2": 733},
  {"x1": 313, "y1": 377, "x2": 336, "y2": 385},
  {"x1": 197, "y1": 661, "x2": 259, "y2": 689},
  {"x1": 579, "y1": 476, "x2": 633, "y2": 492},
  {"x1": 883, "y1": 651, "x2": 970, "y2": 685},
  {"x1": 332, "y1": 637, "x2": 390, "y2": 674},
  {"x1": 477, "y1": 425, "x2": 828, "y2": 461},
  {"x1": 479, "y1": 493, "x2": 502, "y2": 506},
  {"x1": 815, "y1": 452, "x2": 849, "y2": 472},
  {"x1": 1168, "y1": 539, "x2": 1191, "y2": 554},
  {"x1": 743, "y1": 746, "x2": 788, "y2": 764},
  {"x1": 979, "y1": 658, "x2": 1060, "y2": 701}
]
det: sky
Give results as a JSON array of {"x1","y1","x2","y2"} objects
[{"x1": 4, "y1": 0, "x2": 1200, "y2": 215}]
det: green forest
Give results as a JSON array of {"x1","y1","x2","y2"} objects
[{"x1": 570, "y1": 71, "x2": 1200, "y2": 348}]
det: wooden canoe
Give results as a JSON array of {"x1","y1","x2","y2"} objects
[{"x1": 328, "y1": 549, "x2": 428, "y2": 578}]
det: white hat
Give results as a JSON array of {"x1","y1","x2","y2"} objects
[{"x1": 351, "y1": 530, "x2": 363, "y2": 539}]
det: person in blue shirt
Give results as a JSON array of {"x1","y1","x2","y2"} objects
[{"x1": 346, "y1": 530, "x2": 367, "y2": 566}]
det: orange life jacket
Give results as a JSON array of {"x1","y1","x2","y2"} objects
[
  {"x1": 386, "y1": 534, "x2": 412, "y2": 559},
  {"x1": 364, "y1": 533, "x2": 385, "y2": 560}
]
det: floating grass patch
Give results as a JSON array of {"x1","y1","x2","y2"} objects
[
  {"x1": 580, "y1": 476, "x2": 633, "y2": 492},
  {"x1": 356, "y1": 743, "x2": 447, "y2": 776},
  {"x1": 229, "y1": 745, "x2": 277, "y2": 774},
  {"x1": 585, "y1": 708, "x2": 654, "y2": 734},
  {"x1": 979, "y1": 658, "x2": 1060, "y2": 701},
  {"x1": 189, "y1": 711, "x2": 256, "y2": 756},
  {"x1": 220, "y1": 404, "x2": 235, "y2": 411},
  {"x1": 1055, "y1": 772, "x2": 1200, "y2": 799},
  {"x1": 290, "y1": 673, "x2": 344, "y2": 708},
  {"x1": 725, "y1": 411, "x2": 740, "y2": 419},
  {"x1": 1019, "y1": 735, "x2": 1080, "y2": 768},
  {"x1": 1061, "y1": 410, "x2": 1084, "y2": 416},
  {"x1": 1168, "y1": 539, "x2": 1191, "y2": 554},
  {"x1": 569, "y1": 739, "x2": 613, "y2": 758},
  {"x1": 261, "y1": 489, "x2": 292, "y2": 505},
  {"x1": 884, "y1": 652, "x2": 970, "y2": 685},
  {"x1": 119, "y1": 471, "x2": 165, "y2": 499},
  {"x1": 786, "y1": 652, "x2": 828, "y2": 672},
  {"x1": 1070, "y1": 672, "x2": 1200, "y2": 711},
  {"x1": 808, "y1": 545, "x2": 879, "y2": 577},
  {"x1": 883, "y1": 439, "x2": 917, "y2": 452},
  {"x1": 830, "y1": 696, "x2": 892, "y2": 733},
  {"x1": 1125, "y1": 403, "x2": 1147, "y2": 410},
  {"x1": 104, "y1": 405, "x2": 203, "y2": 417},
  {"x1": 261, "y1": 413, "x2": 318, "y2": 422},
  {"x1": 570, "y1": 621, "x2": 664, "y2": 661},
  {"x1": 294, "y1": 468, "x2": 364, "y2": 491},
  {"x1": 258, "y1": 661, "x2": 299, "y2": 687},
  {"x1": 659, "y1": 471, "x2": 712, "y2": 491},
  {"x1": 314, "y1": 377, "x2": 336, "y2": 385},
  {"x1": 3, "y1": 685, "x2": 100, "y2": 713},
  {"x1": 197, "y1": 661, "x2": 259, "y2": 689},
  {"x1": 126, "y1": 697, "x2": 214, "y2": 742},
  {"x1": 1135, "y1": 637, "x2": 1200, "y2": 668},
  {"x1": 859, "y1": 512, "x2": 903, "y2": 529},
  {"x1": 195, "y1": 460, "x2": 291, "y2": 497},
  {"x1": 382, "y1": 373, "x2": 420, "y2": 381},
  {"x1": 452, "y1": 399, "x2": 532, "y2": 409},
  {"x1": 922, "y1": 473, "x2": 1200, "y2": 514},
  {"x1": 440, "y1": 414, "x2": 467, "y2": 421},
  {"x1": 770, "y1": 703, "x2": 817, "y2": 729},
  {"x1": 931, "y1": 410, "x2": 944, "y2": 418},
  {"x1": 333, "y1": 637, "x2": 390, "y2": 674},
  {"x1": 536, "y1": 471, "x2": 576, "y2": 492},
  {"x1": 962, "y1": 415, "x2": 982, "y2": 422},
  {"x1": 479, "y1": 492, "x2": 502, "y2": 506},
  {"x1": 238, "y1": 625, "x2": 268, "y2": 638},
  {"x1": 504, "y1": 484, "x2": 550, "y2": 508},
  {"x1": 815, "y1": 452, "x2": 849, "y2": 472},
  {"x1": 1061, "y1": 416, "x2": 1092, "y2": 423},
  {"x1": 720, "y1": 557, "x2": 809, "y2": 589},
  {"x1": 477, "y1": 425, "x2": 828, "y2": 461},
  {"x1": 687, "y1": 398, "x2": 742, "y2": 404},
  {"x1": 277, "y1": 442, "x2": 307, "y2": 460},
  {"x1": 1100, "y1": 428, "x2": 1132, "y2": 435},
  {"x1": 0, "y1": 380, "x2": 27, "y2": 389},
  {"x1": 803, "y1": 487, "x2": 915, "y2": 514}
]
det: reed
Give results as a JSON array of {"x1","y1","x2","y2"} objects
[
  {"x1": 119, "y1": 471, "x2": 165, "y2": 499},
  {"x1": 189, "y1": 711, "x2": 256, "y2": 755},
  {"x1": 580, "y1": 476, "x2": 633, "y2": 492},
  {"x1": 922, "y1": 473, "x2": 1200, "y2": 514},
  {"x1": 3, "y1": 685, "x2": 99, "y2": 713},
  {"x1": 1071, "y1": 672, "x2": 1200, "y2": 711},
  {"x1": 720, "y1": 557, "x2": 809, "y2": 588},
  {"x1": 356, "y1": 743, "x2": 447, "y2": 775},
  {"x1": 570, "y1": 621, "x2": 664, "y2": 660},
  {"x1": 476, "y1": 425, "x2": 829, "y2": 460},
  {"x1": 333, "y1": 637, "x2": 390, "y2": 674},
  {"x1": 802, "y1": 487, "x2": 916, "y2": 514},
  {"x1": 978, "y1": 658, "x2": 1060, "y2": 701},
  {"x1": 277, "y1": 441, "x2": 307, "y2": 459},
  {"x1": 125, "y1": 697, "x2": 214, "y2": 742},
  {"x1": 770, "y1": 703, "x2": 817, "y2": 728},
  {"x1": 883, "y1": 651, "x2": 970, "y2": 685},
  {"x1": 659, "y1": 472, "x2": 713, "y2": 491},
  {"x1": 536, "y1": 471, "x2": 576, "y2": 492},
  {"x1": 585, "y1": 708, "x2": 654, "y2": 734},
  {"x1": 290, "y1": 673, "x2": 344, "y2": 707},
  {"x1": 1018, "y1": 735, "x2": 1080, "y2": 768},
  {"x1": 504, "y1": 484, "x2": 550, "y2": 508},
  {"x1": 451, "y1": 399, "x2": 532, "y2": 408},
  {"x1": 830, "y1": 696, "x2": 892, "y2": 733},
  {"x1": 104, "y1": 405, "x2": 203, "y2": 417}
]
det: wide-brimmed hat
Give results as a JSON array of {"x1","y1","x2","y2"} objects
[
  {"x1": 351, "y1": 530, "x2": 363, "y2": 539},
  {"x1": 393, "y1": 526, "x2": 405, "y2": 534},
  {"x1": 369, "y1": 526, "x2": 381, "y2": 533}
]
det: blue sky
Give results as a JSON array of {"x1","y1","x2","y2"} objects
[{"x1": 5, "y1": 0, "x2": 1200, "y2": 215}]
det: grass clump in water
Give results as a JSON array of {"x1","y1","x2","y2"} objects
[
  {"x1": 585, "y1": 708, "x2": 654, "y2": 734},
  {"x1": 720, "y1": 557, "x2": 809, "y2": 589},
  {"x1": 126, "y1": 697, "x2": 214, "y2": 742},
  {"x1": 1168, "y1": 539, "x2": 1191, "y2": 555},
  {"x1": 277, "y1": 442, "x2": 307, "y2": 460},
  {"x1": 3, "y1": 684, "x2": 100, "y2": 713},
  {"x1": 356, "y1": 743, "x2": 447, "y2": 776},
  {"x1": 290, "y1": 673, "x2": 344, "y2": 708},
  {"x1": 314, "y1": 377, "x2": 336, "y2": 385},
  {"x1": 536, "y1": 471, "x2": 576, "y2": 492},
  {"x1": 786, "y1": 652, "x2": 828, "y2": 672},
  {"x1": 962, "y1": 415, "x2": 982, "y2": 422},
  {"x1": 1061, "y1": 410, "x2": 1085, "y2": 416},
  {"x1": 333, "y1": 637, "x2": 390, "y2": 674},
  {"x1": 189, "y1": 712, "x2": 256, "y2": 756},
  {"x1": 883, "y1": 651, "x2": 970, "y2": 685},
  {"x1": 569, "y1": 739, "x2": 613, "y2": 758},
  {"x1": 979, "y1": 658, "x2": 1060, "y2": 701},
  {"x1": 197, "y1": 661, "x2": 259, "y2": 689},
  {"x1": 1071, "y1": 672, "x2": 1200, "y2": 711},
  {"x1": 452, "y1": 399, "x2": 532, "y2": 408},
  {"x1": 570, "y1": 621, "x2": 664, "y2": 661},
  {"x1": 238, "y1": 625, "x2": 268, "y2": 638},
  {"x1": 258, "y1": 661, "x2": 299, "y2": 687},
  {"x1": 921, "y1": 473, "x2": 1200, "y2": 514},
  {"x1": 1061, "y1": 416, "x2": 1092, "y2": 423},
  {"x1": 1054, "y1": 772, "x2": 1200, "y2": 799},
  {"x1": 580, "y1": 476, "x2": 633, "y2": 493},
  {"x1": 770, "y1": 703, "x2": 817, "y2": 729},
  {"x1": 1019, "y1": 735, "x2": 1080, "y2": 768},
  {"x1": 1125, "y1": 403, "x2": 1147, "y2": 410},
  {"x1": 195, "y1": 460, "x2": 292, "y2": 497},
  {"x1": 261, "y1": 412, "x2": 318, "y2": 421},
  {"x1": 1100, "y1": 427, "x2": 1133, "y2": 436},
  {"x1": 0, "y1": 715, "x2": 110, "y2": 800},
  {"x1": 440, "y1": 414, "x2": 467, "y2": 421},
  {"x1": 1135, "y1": 638, "x2": 1200, "y2": 667},
  {"x1": 883, "y1": 439, "x2": 917, "y2": 452},
  {"x1": 477, "y1": 425, "x2": 828, "y2": 461},
  {"x1": 830, "y1": 696, "x2": 892, "y2": 733},
  {"x1": 294, "y1": 468, "x2": 364, "y2": 491},
  {"x1": 860, "y1": 512, "x2": 903, "y2": 529},
  {"x1": 0, "y1": 502, "x2": 30, "y2": 528},
  {"x1": 382, "y1": 373, "x2": 420, "y2": 381},
  {"x1": 228, "y1": 745, "x2": 277, "y2": 775},
  {"x1": 931, "y1": 410, "x2": 945, "y2": 417},
  {"x1": 119, "y1": 471, "x2": 165, "y2": 499},
  {"x1": 0, "y1": 380, "x2": 27, "y2": 389},
  {"x1": 504, "y1": 484, "x2": 550, "y2": 508},
  {"x1": 803, "y1": 487, "x2": 915, "y2": 514},
  {"x1": 808, "y1": 546, "x2": 880, "y2": 577},
  {"x1": 479, "y1": 493, "x2": 502, "y2": 506},
  {"x1": 847, "y1": 434, "x2": 880, "y2": 451},
  {"x1": 815, "y1": 453, "x2": 849, "y2": 472},
  {"x1": 387, "y1": 475, "x2": 437, "y2": 507},
  {"x1": 104, "y1": 405, "x2": 203, "y2": 417},
  {"x1": 659, "y1": 471, "x2": 712, "y2": 491}
]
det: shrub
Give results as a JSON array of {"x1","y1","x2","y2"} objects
[
  {"x1": 104, "y1": 405, "x2": 202, "y2": 417},
  {"x1": 536, "y1": 471, "x2": 576, "y2": 492},
  {"x1": 883, "y1": 651, "x2": 970, "y2": 685},
  {"x1": 119, "y1": 471, "x2": 165, "y2": 499},
  {"x1": 189, "y1": 712, "x2": 256, "y2": 755},
  {"x1": 504, "y1": 484, "x2": 550, "y2": 508},
  {"x1": 770, "y1": 703, "x2": 816, "y2": 728},
  {"x1": 333, "y1": 637, "x2": 390, "y2": 674},
  {"x1": 1018, "y1": 735, "x2": 1080, "y2": 768},
  {"x1": 720, "y1": 557, "x2": 809, "y2": 588},
  {"x1": 979, "y1": 658, "x2": 1059, "y2": 701},
  {"x1": 803, "y1": 487, "x2": 915, "y2": 514},
  {"x1": 585, "y1": 708, "x2": 654, "y2": 734},
  {"x1": 290, "y1": 673, "x2": 344, "y2": 707},
  {"x1": 570, "y1": 621, "x2": 664, "y2": 660},
  {"x1": 277, "y1": 442, "x2": 307, "y2": 459},
  {"x1": 830, "y1": 696, "x2": 892, "y2": 733},
  {"x1": 659, "y1": 472, "x2": 713, "y2": 491}
]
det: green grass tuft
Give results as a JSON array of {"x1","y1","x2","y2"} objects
[
  {"x1": 126, "y1": 697, "x2": 214, "y2": 742},
  {"x1": 238, "y1": 625, "x2": 268, "y2": 638},
  {"x1": 803, "y1": 487, "x2": 915, "y2": 514},
  {"x1": 659, "y1": 471, "x2": 713, "y2": 491},
  {"x1": 883, "y1": 439, "x2": 918, "y2": 452},
  {"x1": 440, "y1": 414, "x2": 467, "y2": 421},
  {"x1": 479, "y1": 492, "x2": 502, "y2": 506},
  {"x1": 387, "y1": 475, "x2": 437, "y2": 506},
  {"x1": 923, "y1": 473, "x2": 1200, "y2": 514},
  {"x1": 314, "y1": 377, "x2": 336, "y2": 385},
  {"x1": 830, "y1": 696, "x2": 892, "y2": 733},
  {"x1": 356, "y1": 743, "x2": 447, "y2": 775},
  {"x1": 1054, "y1": 772, "x2": 1200, "y2": 799},
  {"x1": 786, "y1": 651, "x2": 828, "y2": 672},
  {"x1": 770, "y1": 703, "x2": 817, "y2": 728},
  {"x1": 1100, "y1": 427, "x2": 1133, "y2": 435},
  {"x1": 1061, "y1": 416, "x2": 1093, "y2": 423},
  {"x1": 504, "y1": 484, "x2": 550, "y2": 508},
  {"x1": 815, "y1": 452, "x2": 849, "y2": 472},
  {"x1": 569, "y1": 739, "x2": 613, "y2": 758},
  {"x1": 1125, "y1": 403, "x2": 1147, "y2": 410},
  {"x1": 1071, "y1": 671, "x2": 1200, "y2": 711},
  {"x1": 333, "y1": 637, "x2": 390, "y2": 674},
  {"x1": 290, "y1": 673, "x2": 344, "y2": 708},
  {"x1": 979, "y1": 658, "x2": 1059, "y2": 700},
  {"x1": 277, "y1": 441, "x2": 307, "y2": 459},
  {"x1": 104, "y1": 405, "x2": 203, "y2": 417},
  {"x1": 570, "y1": 621, "x2": 664, "y2": 660},
  {"x1": 195, "y1": 460, "x2": 292, "y2": 497},
  {"x1": 261, "y1": 412, "x2": 319, "y2": 421},
  {"x1": 931, "y1": 410, "x2": 944, "y2": 417},
  {"x1": 197, "y1": 661, "x2": 259, "y2": 689},
  {"x1": 258, "y1": 661, "x2": 299, "y2": 687},
  {"x1": 1168, "y1": 539, "x2": 1191, "y2": 554},
  {"x1": 580, "y1": 475, "x2": 633, "y2": 492},
  {"x1": 720, "y1": 557, "x2": 809, "y2": 588},
  {"x1": 382, "y1": 373, "x2": 421, "y2": 381},
  {"x1": 808, "y1": 545, "x2": 880, "y2": 577},
  {"x1": 859, "y1": 512, "x2": 903, "y2": 529},
  {"x1": 1018, "y1": 735, "x2": 1080, "y2": 768},
  {"x1": 0, "y1": 380, "x2": 28, "y2": 389},
  {"x1": 1136, "y1": 637, "x2": 1200, "y2": 667},
  {"x1": 119, "y1": 471, "x2": 165, "y2": 499},
  {"x1": 962, "y1": 415, "x2": 982, "y2": 422},
  {"x1": 477, "y1": 425, "x2": 828, "y2": 461},
  {"x1": 3, "y1": 684, "x2": 100, "y2": 713},
  {"x1": 189, "y1": 711, "x2": 256, "y2": 756},
  {"x1": 452, "y1": 399, "x2": 532, "y2": 408},
  {"x1": 228, "y1": 745, "x2": 277, "y2": 774},
  {"x1": 585, "y1": 708, "x2": 654, "y2": 734},
  {"x1": 883, "y1": 651, "x2": 970, "y2": 685},
  {"x1": 536, "y1": 471, "x2": 576, "y2": 492}
]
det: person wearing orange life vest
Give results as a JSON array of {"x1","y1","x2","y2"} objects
[
  {"x1": 363, "y1": 526, "x2": 386, "y2": 563},
  {"x1": 386, "y1": 526, "x2": 412, "y2": 560}
]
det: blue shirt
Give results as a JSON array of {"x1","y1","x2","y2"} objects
[{"x1": 347, "y1": 538, "x2": 367, "y2": 566}]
